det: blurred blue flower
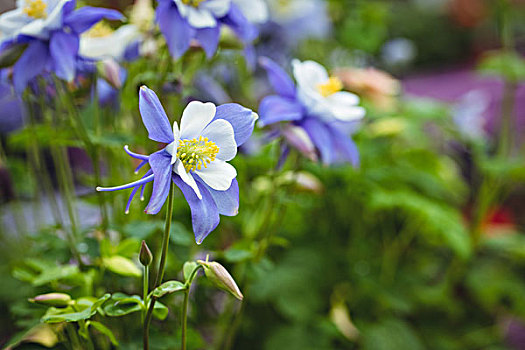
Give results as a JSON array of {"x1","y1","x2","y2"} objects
[
  {"x1": 156, "y1": 0, "x2": 257, "y2": 59},
  {"x1": 0, "y1": 0, "x2": 123, "y2": 92},
  {"x1": 259, "y1": 57, "x2": 364, "y2": 166},
  {"x1": 97, "y1": 86, "x2": 258, "y2": 244},
  {"x1": 452, "y1": 90, "x2": 490, "y2": 140}
]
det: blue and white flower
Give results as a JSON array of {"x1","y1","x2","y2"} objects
[
  {"x1": 0, "y1": 0, "x2": 123, "y2": 92},
  {"x1": 232, "y1": 0, "x2": 269, "y2": 24},
  {"x1": 293, "y1": 59, "x2": 365, "y2": 122},
  {"x1": 156, "y1": 0, "x2": 257, "y2": 59},
  {"x1": 258, "y1": 57, "x2": 364, "y2": 166},
  {"x1": 97, "y1": 86, "x2": 258, "y2": 244}
]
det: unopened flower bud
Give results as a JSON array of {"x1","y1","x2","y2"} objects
[
  {"x1": 97, "y1": 58, "x2": 122, "y2": 89},
  {"x1": 198, "y1": 260, "x2": 243, "y2": 301},
  {"x1": 29, "y1": 293, "x2": 72, "y2": 307},
  {"x1": 139, "y1": 240, "x2": 153, "y2": 267}
]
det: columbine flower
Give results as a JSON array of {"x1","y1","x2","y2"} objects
[
  {"x1": 156, "y1": 0, "x2": 257, "y2": 59},
  {"x1": 97, "y1": 86, "x2": 257, "y2": 244},
  {"x1": 0, "y1": 0, "x2": 123, "y2": 92},
  {"x1": 258, "y1": 57, "x2": 365, "y2": 166}
]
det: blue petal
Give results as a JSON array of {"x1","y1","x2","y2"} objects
[
  {"x1": 259, "y1": 95, "x2": 303, "y2": 126},
  {"x1": 156, "y1": 1, "x2": 193, "y2": 59},
  {"x1": 145, "y1": 150, "x2": 173, "y2": 214},
  {"x1": 172, "y1": 174, "x2": 220, "y2": 244},
  {"x1": 213, "y1": 103, "x2": 257, "y2": 146},
  {"x1": 50, "y1": 30, "x2": 79, "y2": 82},
  {"x1": 329, "y1": 124, "x2": 360, "y2": 167},
  {"x1": 259, "y1": 56, "x2": 296, "y2": 99},
  {"x1": 139, "y1": 86, "x2": 174, "y2": 143},
  {"x1": 202, "y1": 178, "x2": 239, "y2": 216},
  {"x1": 64, "y1": 6, "x2": 123, "y2": 34},
  {"x1": 13, "y1": 40, "x2": 50, "y2": 93},
  {"x1": 195, "y1": 26, "x2": 220, "y2": 59},
  {"x1": 220, "y1": 3, "x2": 257, "y2": 43},
  {"x1": 300, "y1": 117, "x2": 334, "y2": 165}
]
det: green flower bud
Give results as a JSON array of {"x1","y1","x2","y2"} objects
[
  {"x1": 29, "y1": 293, "x2": 72, "y2": 307},
  {"x1": 198, "y1": 260, "x2": 243, "y2": 301},
  {"x1": 139, "y1": 240, "x2": 153, "y2": 267}
]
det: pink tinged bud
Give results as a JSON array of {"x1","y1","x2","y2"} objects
[
  {"x1": 97, "y1": 58, "x2": 122, "y2": 89},
  {"x1": 282, "y1": 125, "x2": 318, "y2": 162},
  {"x1": 198, "y1": 261, "x2": 243, "y2": 301},
  {"x1": 280, "y1": 171, "x2": 323, "y2": 194},
  {"x1": 30, "y1": 293, "x2": 72, "y2": 307},
  {"x1": 139, "y1": 240, "x2": 153, "y2": 266}
]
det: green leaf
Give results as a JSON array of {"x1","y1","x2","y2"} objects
[
  {"x1": 183, "y1": 261, "x2": 198, "y2": 282},
  {"x1": 104, "y1": 294, "x2": 143, "y2": 317},
  {"x1": 223, "y1": 241, "x2": 256, "y2": 263},
  {"x1": 102, "y1": 256, "x2": 142, "y2": 277},
  {"x1": 41, "y1": 294, "x2": 110, "y2": 324},
  {"x1": 478, "y1": 50, "x2": 525, "y2": 82},
  {"x1": 89, "y1": 321, "x2": 119, "y2": 346},
  {"x1": 153, "y1": 301, "x2": 169, "y2": 320},
  {"x1": 32, "y1": 265, "x2": 80, "y2": 286},
  {"x1": 151, "y1": 280, "x2": 185, "y2": 298}
]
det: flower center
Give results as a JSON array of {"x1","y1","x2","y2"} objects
[
  {"x1": 85, "y1": 22, "x2": 114, "y2": 38},
  {"x1": 23, "y1": 0, "x2": 47, "y2": 19},
  {"x1": 181, "y1": 0, "x2": 206, "y2": 8},
  {"x1": 176, "y1": 136, "x2": 219, "y2": 172},
  {"x1": 317, "y1": 77, "x2": 343, "y2": 97}
]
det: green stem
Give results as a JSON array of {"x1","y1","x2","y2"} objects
[
  {"x1": 92, "y1": 74, "x2": 109, "y2": 232},
  {"x1": 181, "y1": 289, "x2": 189, "y2": 350},
  {"x1": 143, "y1": 265, "x2": 149, "y2": 321},
  {"x1": 143, "y1": 184, "x2": 175, "y2": 350}
]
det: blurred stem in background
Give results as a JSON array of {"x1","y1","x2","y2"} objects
[
  {"x1": 469, "y1": 0, "x2": 517, "y2": 248},
  {"x1": 143, "y1": 184, "x2": 175, "y2": 350}
]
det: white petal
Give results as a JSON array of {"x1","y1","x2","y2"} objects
[
  {"x1": 325, "y1": 92, "x2": 365, "y2": 121},
  {"x1": 186, "y1": 7, "x2": 217, "y2": 28},
  {"x1": 174, "y1": 159, "x2": 202, "y2": 199},
  {"x1": 79, "y1": 25, "x2": 140, "y2": 60},
  {"x1": 0, "y1": 9, "x2": 31, "y2": 38},
  {"x1": 165, "y1": 121, "x2": 180, "y2": 164},
  {"x1": 19, "y1": 19, "x2": 47, "y2": 39},
  {"x1": 201, "y1": 119, "x2": 237, "y2": 161},
  {"x1": 180, "y1": 101, "x2": 216, "y2": 139},
  {"x1": 201, "y1": 0, "x2": 231, "y2": 18},
  {"x1": 292, "y1": 59, "x2": 329, "y2": 92},
  {"x1": 195, "y1": 160, "x2": 236, "y2": 191},
  {"x1": 233, "y1": 0, "x2": 268, "y2": 23},
  {"x1": 174, "y1": 0, "x2": 190, "y2": 17},
  {"x1": 42, "y1": 0, "x2": 68, "y2": 31}
]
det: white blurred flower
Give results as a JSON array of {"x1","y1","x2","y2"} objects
[
  {"x1": 233, "y1": 0, "x2": 268, "y2": 23},
  {"x1": 79, "y1": 23, "x2": 141, "y2": 61},
  {"x1": 292, "y1": 59, "x2": 365, "y2": 122},
  {"x1": 381, "y1": 38, "x2": 416, "y2": 68}
]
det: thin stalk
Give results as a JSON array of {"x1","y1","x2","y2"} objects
[
  {"x1": 92, "y1": 74, "x2": 109, "y2": 232},
  {"x1": 51, "y1": 145, "x2": 82, "y2": 266},
  {"x1": 181, "y1": 289, "x2": 189, "y2": 350},
  {"x1": 143, "y1": 184, "x2": 175, "y2": 350},
  {"x1": 143, "y1": 265, "x2": 149, "y2": 321}
]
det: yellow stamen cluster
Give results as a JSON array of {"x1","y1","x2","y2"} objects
[
  {"x1": 317, "y1": 77, "x2": 343, "y2": 97},
  {"x1": 23, "y1": 0, "x2": 47, "y2": 19},
  {"x1": 181, "y1": 0, "x2": 205, "y2": 8},
  {"x1": 84, "y1": 22, "x2": 114, "y2": 38},
  {"x1": 176, "y1": 136, "x2": 219, "y2": 172}
]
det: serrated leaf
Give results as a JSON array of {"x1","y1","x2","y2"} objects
[
  {"x1": 104, "y1": 294, "x2": 143, "y2": 317},
  {"x1": 103, "y1": 256, "x2": 142, "y2": 277},
  {"x1": 151, "y1": 280, "x2": 185, "y2": 298}
]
